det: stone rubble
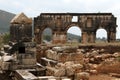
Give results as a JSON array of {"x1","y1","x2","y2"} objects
[
  {"x1": 37, "y1": 45, "x2": 120, "y2": 80},
  {"x1": 0, "y1": 44, "x2": 120, "y2": 80}
]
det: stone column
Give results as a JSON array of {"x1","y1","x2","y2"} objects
[
  {"x1": 52, "y1": 32, "x2": 66, "y2": 44},
  {"x1": 82, "y1": 32, "x2": 88, "y2": 43},
  {"x1": 112, "y1": 32, "x2": 116, "y2": 42},
  {"x1": 109, "y1": 31, "x2": 116, "y2": 42},
  {"x1": 89, "y1": 32, "x2": 96, "y2": 43},
  {"x1": 107, "y1": 31, "x2": 110, "y2": 42},
  {"x1": 34, "y1": 28, "x2": 41, "y2": 44}
]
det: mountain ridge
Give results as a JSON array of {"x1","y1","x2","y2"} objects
[{"x1": 0, "y1": 10, "x2": 15, "y2": 33}]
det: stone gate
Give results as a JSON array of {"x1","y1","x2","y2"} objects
[{"x1": 34, "y1": 13, "x2": 117, "y2": 44}]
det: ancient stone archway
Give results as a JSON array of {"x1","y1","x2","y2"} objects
[
  {"x1": 34, "y1": 13, "x2": 117, "y2": 44},
  {"x1": 96, "y1": 28, "x2": 107, "y2": 42},
  {"x1": 66, "y1": 23, "x2": 81, "y2": 43},
  {"x1": 42, "y1": 27, "x2": 52, "y2": 43},
  {"x1": 67, "y1": 26, "x2": 82, "y2": 43}
]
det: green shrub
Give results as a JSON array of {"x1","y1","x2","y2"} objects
[
  {"x1": 117, "y1": 56, "x2": 120, "y2": 62},
  {"x1": 2, "y1": 33, "x2": 10, "y2": 44}
]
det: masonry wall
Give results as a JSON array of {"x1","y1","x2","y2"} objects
[{"x1": 34, "y1": 13, "x2": 117, "y2": 44}]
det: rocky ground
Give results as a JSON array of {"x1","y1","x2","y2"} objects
[
  {"x1": 0, "y1": 43, "x2": 120, "y2": 80},
  {"x1": 37, "y1": 44, "x2": 120, "y2": 80}
]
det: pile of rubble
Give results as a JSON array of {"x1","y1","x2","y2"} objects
[
  {"x1": 46, "y1": 61, "x2": 90, "y2": 80},
  {"x1": 0, "y1": 43, "x2": 16, "y2": 71},
  {"x1": 0, "y1": 42, "x2": 37, "y2": 71},
  {"x1": 46, "y1": 46, "x2": 83, "y2": 63},
  {"x1": 0, "y1": 43, "x2": 119, "y2": 80},
  {"x1": 37, "y1": 45, "x2": 120, "y2": 79}
]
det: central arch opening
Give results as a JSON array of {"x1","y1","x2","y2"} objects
[
  {"x1": 96, "y1": 28, "x2": 107, "y2": 43},
  {"x1": 42, "y1": 28, "x2": 52, "y2": 44},
  {"x1": 67, "y1": 26, "x2": 81, "y2": 43}
]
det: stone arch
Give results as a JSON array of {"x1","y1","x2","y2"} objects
[
  {"x1": 65, "y1": 24, "x2": 82, "y2": 42},
  {"x1": 34, "y1": 25, "x2": 53, "y2": 44},
  {"x1": 65, "y1": 23, "x2": 81, "y2": 31},
  {"x1": 34, "y1": 13, "x2": 117, "y2": 44},
  {"x1": 42, "y1": 27, "x2": 52, "y2": 44},
  {"x1": 96, "y1": 28, "x2": 107, "y2": 43}
]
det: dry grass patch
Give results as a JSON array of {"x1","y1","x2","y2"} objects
[{"x1": 97, "y1": 61, "x2": 120, "y2": 74}]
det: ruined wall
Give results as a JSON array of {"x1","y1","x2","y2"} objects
[{"x1": 34, "y1": 13, "x2": 117, "y2": 44}]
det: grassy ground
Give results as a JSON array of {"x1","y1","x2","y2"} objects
[
  {"x1": 45, "y1": 42, "x2": 120, "y2": 48},
  {"x1": 63, "y1": 42, "x2": 120, "y2": 47}
]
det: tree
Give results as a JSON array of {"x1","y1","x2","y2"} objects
[
  {"x1": 2, "y1": 33, "x2": 10, "y2": 44},
  {"x1": 78, "y1": 37, "x2": 81, "y2": 42},
  {"x1": 43, "y1": 35, "x2": 51, "y2": 41}
]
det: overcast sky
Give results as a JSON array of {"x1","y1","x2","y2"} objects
[{"x1": 0, "y1": 0, "x2": 120, "y2": 38}]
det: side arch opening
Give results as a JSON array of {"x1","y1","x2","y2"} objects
[
  {"x1": 96, "y1": 28, "x2": 107, "y2": 43},
  {"x1": 42, "y1": 28, "x2": 52, "y2": 44},
  {"x1": 67, "y1": 26, "x2": 81, "y2": 44}
]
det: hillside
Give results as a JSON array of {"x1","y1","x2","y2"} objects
[
  {"x1": 0, "y1": 10, "x2": 15, "y2": 33},
  {"x1": 67, "y1": 33, "x2": 81, "y2": 42}
]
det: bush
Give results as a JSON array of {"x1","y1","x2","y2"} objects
[
  {"x1": 117, "y1": 56, "x2": 120, "y2": 62},
  {"x1": 43, "y1": 35, "x2": 52, "y2": 41},
  {"x1": 2, "y1": 33, "x2": 10, "y2": 44}
]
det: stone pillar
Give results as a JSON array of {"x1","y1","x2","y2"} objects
[
  {"x1": 112, "y1": 32, "x2": 116, "y2": 42},
  {"x1": 109, "y1": 32, "x2": 116, "y2": 42},
  {"x1": 35, "y1": 34, "x2": 41, "y2": 44},
  {"x1": 34, "y1": 28, "x2": 41, "y2": 44},
  {"x1": 107, "y1": 31, "x2": 110, "y2": 42},
  {"x1": 107, "y1": 31, "x2": 115, "y2": 42},
  {"x1": 82, "y1": 32, "x2": 88, "y2": 43},
  {"x1": 52, "y1": 32, "x2": 66, "y2": 44},
  {"x1": 89, "y1": 32, "x2": 96, "y2": 43}
]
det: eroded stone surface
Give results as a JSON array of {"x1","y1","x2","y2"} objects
[{"x1": 34, "y1": 13, "x2": 117, "y2": 44}]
